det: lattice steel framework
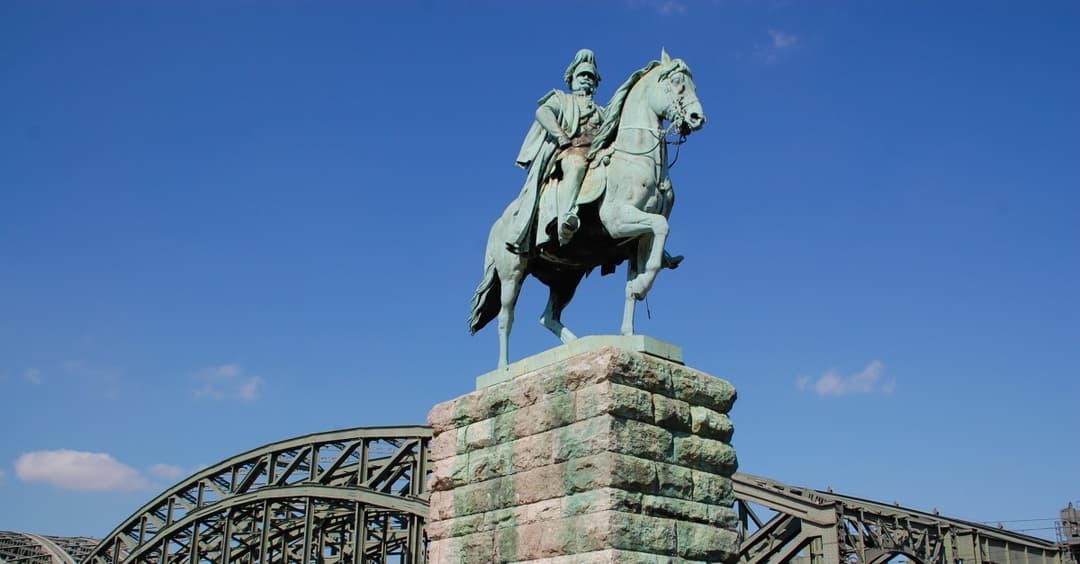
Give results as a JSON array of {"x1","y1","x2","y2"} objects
[
  {"x1": 84, "y1": 426, "x2": 431, "y2": 564},
  {"x1": 733, "y1": 472, "x2": 1069, "y2": 564},
  {"x1": 0, "y1": 531, "x2": 98, "y2": 564}
]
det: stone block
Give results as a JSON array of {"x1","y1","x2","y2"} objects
[
  {"x1": 673, "y1": 434, "x2": 738, "y2": 475},
  {"x1": 612, "y1": 417, "x2": 673, "y2": 461},
  {"x1": 512, "y1": 392, "x2": 576, "y2": 438},
  {"x1": 552, "y1": 415, "x2": 615, "y2": 462},
  {"x1": 429, "y1": 454, "x2": 467, "y2": 492},
  {"x1": 510, "y1": 430, "x2": 556, "y2": 473},
  {"x1": 656, "y1": 461, "x2": 693, "y2": 497},
  {"x1": 690, "y1": 405, "x2": 734, "y2": 442},
  {"x1": 653, "y1": 393, "x2": 692, "y2": 431},
  {"x1": 692, "y1": 469, "x2": 735, "y2": 505},
  {"x1": 670, "y1": 366, "x2": 736, "y2": 414},
  {"x1": 428, "y1": 391, "x2": 480, "y2": 433},
  {"x1": 676, "y1": 520, "x2": 739, "y2": 562}
]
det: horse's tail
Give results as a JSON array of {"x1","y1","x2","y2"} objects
[{"x1": 468, "y1": 238, "x2": 502, "y2": 335}]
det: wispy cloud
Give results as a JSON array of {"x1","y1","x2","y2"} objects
[
  {"x1": 626, "y1": 0, "x2": 688, "y2": 16},
  {"x1": 14, "y1": 450, "x2": 150, "y2": 491},
  {"x1": 192, "y1": 363, "x2": 263, "y2": 401},
  {"x1": 148, "y1": 463, "x2": 186, "y2": 482},
  {"x1": 754, "y1": 28, "x2": 800, "y2": 63},
  {"x1": 797, "y1": 361, "x2": 895, "y2": 397},
  {"x1": 23, "y1": 368, "x2": 42, "y2": 385}
]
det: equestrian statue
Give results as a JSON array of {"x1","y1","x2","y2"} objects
[{"x1": 469, "y1": 49, "x2": 706, "y2": 368}]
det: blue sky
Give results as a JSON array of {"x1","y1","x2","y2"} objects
[{"x1": 1, "y1": 0, "x2": 1077, "y2": 540}]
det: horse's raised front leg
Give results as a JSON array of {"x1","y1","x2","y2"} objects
[
  {"x1": 621, "y1": 250, "x2": 640, "y2": 335},
  {"x1": 602, "y1": 205, "x2": 670, "y2": 301},
  {"x1": 621, "y1": 234, "x2": 656, "y2": 335}
]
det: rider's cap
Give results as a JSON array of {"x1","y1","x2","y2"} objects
[
  {"x1": 564, "y1": 48, "x2": 601, "y2": 87},
  {"x1": 574, "y1": 62, "x2": 598, "y2": 79}
]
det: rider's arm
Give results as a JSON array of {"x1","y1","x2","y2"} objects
[{"x1": 536, "y1": 103, "x2": 571, "y2": 148}]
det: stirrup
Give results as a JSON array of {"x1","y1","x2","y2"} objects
[{"x1": 557, "y1": 214, "x2": 580, "y2": 246}]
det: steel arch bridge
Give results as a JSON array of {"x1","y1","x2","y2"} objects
[
  {"x1": 84, "y1": 426, "x2": 430, "y2": 564},
  {"x1": 733, "y1": 472, "x2": 1068, "y2": 564},
  {"x1": 0, "y1": 531, "x2": 98, "y2": 564},
  {"x1": 68, "y1": 426, "x2": 1069, "y2": 564}
]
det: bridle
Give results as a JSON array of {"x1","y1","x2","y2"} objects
[{"x1": 611, "y1": 68, "x2": 693, "y2": 168}]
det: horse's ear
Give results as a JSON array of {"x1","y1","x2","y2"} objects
[{"x1": 661, "y1": 48, "x2": 671, "y2": 64}]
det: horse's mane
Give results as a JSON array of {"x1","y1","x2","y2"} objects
[
  {"x1": 587, "y1": 61, "x2": 660, "y2": 160},
  {"x1": 587, "y1": 58, "x2": 693, "y2": 161}
]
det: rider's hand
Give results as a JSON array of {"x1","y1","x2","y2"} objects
[{"x1": 557, "y1": 134, "x2": 572, "y2": 148}]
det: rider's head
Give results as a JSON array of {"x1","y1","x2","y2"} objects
[{"x1": 565, "y1": 49, "x2": 601, "y2": 94}]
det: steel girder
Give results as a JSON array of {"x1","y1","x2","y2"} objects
[
  {"x1": 84, "y1": 426, "x2": 431, "y2": 564},
  {"x1": 733, "y1": 472, "x2": 1068, "y2": 564},
  {"x1": 0, "y1": 531, "x2": 98, "y2": 564}
]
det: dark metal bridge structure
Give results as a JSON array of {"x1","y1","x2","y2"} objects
[{"x1": 3, "y1": 425, "x2": 1071, "y2": 564}]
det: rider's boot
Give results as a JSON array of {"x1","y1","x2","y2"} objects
[
  {"x1": 662, "y1": 250, "x2": 684, "y2": 270},
  {"x1": 558, "y1": 213, "x2": 580, "y2": 246}
]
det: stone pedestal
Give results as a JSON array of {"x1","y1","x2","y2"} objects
[{"x1": 427, "y1": 340, "x2": 739, "y2": 563}]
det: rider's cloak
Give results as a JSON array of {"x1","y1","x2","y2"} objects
[{"x1": 505, "y1": 89, "x2": 603, "y2": 252}]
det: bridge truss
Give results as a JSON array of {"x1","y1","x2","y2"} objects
[
  {"x1": 0, "y1": 531, "x2": 98, "y2": 564},
  {"x1": 734, "y1": 472, "x2": 1069, "y2": 564},
  {"x1": 84, "y1": 426, "x2": 431, "y2": 564}
]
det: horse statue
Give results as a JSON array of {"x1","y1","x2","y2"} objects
[{"x1": 469, "y1": 50, "x2": 706, "y2": 368}]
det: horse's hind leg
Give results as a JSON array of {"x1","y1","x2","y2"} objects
[
  {"x1": 496, "y1": 256, "x2": 526, "y2": 368},
  {"x1": 540, "y1": 273, "x2": 584, "y2": 343}
]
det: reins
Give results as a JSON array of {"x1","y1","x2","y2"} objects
[{"x1": 612, "y1": 124, "x2": 688, "y2": 169}]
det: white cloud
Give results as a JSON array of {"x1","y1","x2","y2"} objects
[
  {"x1": 754, "y1": 28, "x2": 800, "y2": 64},
  {"x1": 14, "y1": 450, "x2": 149, "y2": 491},
  {"x1": 625, "y1": 0, "x2": 688, "y2": 16},
  {"x1": 192, "y1": 363, "x2": 263, "y2": 401},
  {"x1": 797, "y1": 361, "x2": 895, "y2": 397},
  {"x1": 148, "y1": 463, "x2": 186, "y2": 481},
  {"x1": 23, "y1": 368, "x2": 42, "y2": 385},
  {"x1": 769, "y1": 28, "x2": 799, "y2": 49}
]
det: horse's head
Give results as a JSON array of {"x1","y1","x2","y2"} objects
[{"x1": 649, "y1": 50, "x2": 705, "y2": 136}]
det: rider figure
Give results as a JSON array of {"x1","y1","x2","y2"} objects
[{"x1": 509, "y1": 49, "x2": 605, "y2": 252}]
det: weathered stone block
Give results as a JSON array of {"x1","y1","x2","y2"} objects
[
  {"x1": 464, "y1": 418, "x2": 495, "y2": 451},
  {"x1": 429, "y1": 455, "x2": 469, "y2": 492},
  {"x1": 609, "y1": 512, "x2": 677, "y2": 554},
  {"x1": 674, "y1": 434, "x2": 738, "y2": 475},
  {"x1": 513, "y1": 392, "x2": 576, "y2": 438},
  {"x1": 676, "y1": 520, "x2": 739, "y2": 562},
  {"x1": 653, "y1": 393, "x2": 692, "y2": 431},
  {"x1": 511, "y1": 430, "x2": 556, "y2": 473},
  {"x1": 692, "y1": 469, "x2": 735, "y2": 505},
  {"x1": 656, "y1": 461, "x2": 693, "y2": 497},
  {"x1": 670, "y1": 366, "x2": 736, "y2": 413},
  {"x1": 690, "y1": 405, "x2": 734, "y2": 442},
  {"x1": 612, "y1": 417, "x2": 673, "y2": 461},
  {"x1": 552, "y1": 415, "x2": 614, "y2": 462}
]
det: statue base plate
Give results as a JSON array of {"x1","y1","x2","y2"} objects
[{"x1": 476, "y1": 335, "x2": 683, "y2": 389}]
